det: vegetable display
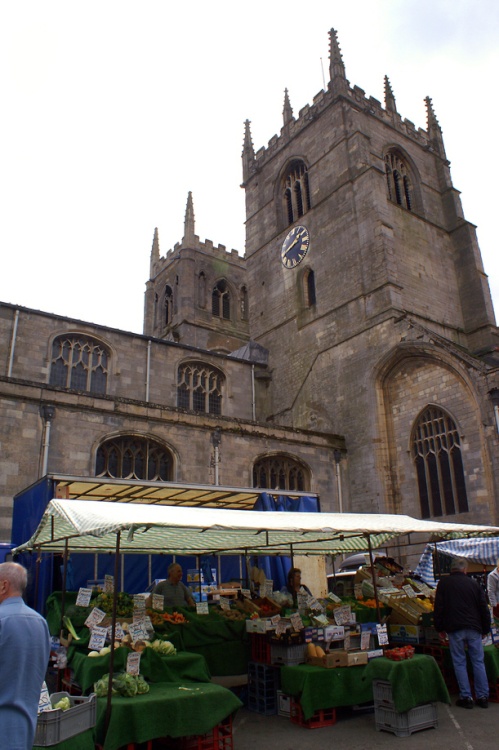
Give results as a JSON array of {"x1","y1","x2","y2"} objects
[
  {"x1": 53, "y1": 696, "x2": 71, "y2": 711},
  {"x1": 94, "y1": 672, "x2": 150, "y2": 697}
]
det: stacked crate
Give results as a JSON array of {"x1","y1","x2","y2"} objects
[
  {"x1": 247, "y1": 662, "x2": 280, "y2": 715},
  {"x1": 373, "y1": 680, "x2": 438, "y2": 737}
]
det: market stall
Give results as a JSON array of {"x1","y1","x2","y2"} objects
[{"x1": 14, "y1": 499, "x2": 499, "y2": 746}]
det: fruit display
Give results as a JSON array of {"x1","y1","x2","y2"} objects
[
  {"x1": 146, "y1": 609, "x2": 188, "y2": 626},
  {"x1": 93, "y1": 592, "x2": 134, "y2": 617},
  {"x1": 384, "y1": 645, "x2": 415, "y2": 661}
]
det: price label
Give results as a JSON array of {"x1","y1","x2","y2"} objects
[
  {"x1": 89, "y1": 625, "x2": 108, "y2": 651},
  {"x1": 38, "y1": 682, "x2": 52, "y2": 713},
  {"x1": 241, "y1": 589, "x2": 251, "y2": 599},
  {"x1": 297, "y1": 592, "x2": 309, "y2": 611},
  {"x1": 219, "y1": 597, "x2": 231, "y2": 611},
  {"x1": 104, "y1": 575, "x2": 114, "y2": 593},
  {"x1": 262, "y1": 580, "x2": 273, "y2": 598},
  {"x1": 196, "y1": 601, "x2": 209, "y2": 615},
  {"x1": 290, "y1": 612, "x2": 304, "y2": 632},
  {"x1": 128, "y1": 621, "x2": 147, "y2": 642},
  {"x1": 76, "y1": 587, "x2": 93, "y2": 607},
  {"x1": 84, "y1": 607, "x2": 107, "y2": 629},
  {"x1": 275, "y1": 618, "x2": 288, "y2": 635},
  {"x1": 402, "y1": 585, "x2": 416, "y2": 598},
  {"x1": 376, "y1": 623, "x2": 389, "y2": 646},
  {"x1": 107, "y1": 622, "x2": 125, "y2": 641},
  {"x1": 333, "y1": 605, "x2": 351, "y2": 626},
  {"x1": 152, "y1": 594, "x2": 164, "y2": 611},
  {"x1": 327, "y1": 592, "x2": 342, "y2": 604},
  {"x1": 133, "y1": 595, "x2": 147, "y2": 613},
  {"x1": 307, "y1": 597, "x2": 323, "y2": 612},
  {"x1": 270, "y1": 614, "x2": 281, "y2": 627},
  {"x1": 126, "y1": 651, "x2": 141, "y2": 676},
  {"x1": 361, "y1": 631, "x2": 371, "y2": 650}
]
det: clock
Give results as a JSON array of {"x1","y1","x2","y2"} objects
[{"x1": 281, "y1": 225, "x2": 310, "y2": 268}]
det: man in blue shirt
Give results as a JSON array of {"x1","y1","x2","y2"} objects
[{"x1": 0, "y1": 562, "x2": 51, "y2": 749}]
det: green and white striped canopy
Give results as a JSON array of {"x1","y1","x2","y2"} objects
[{"x1": 13, "y1": 499, "x2": 499, "y2": 556}]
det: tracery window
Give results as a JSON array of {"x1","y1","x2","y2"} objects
[
  {"x1": 164, "y1": 285, "x2": 173, "y2": 325},
  {"x1": 177, "y1": 362, "x2": 224, "y2": 415},
  {"x1": 385, "y1": 151, "x2": 413, "y2": 210},
  {"x1": 412, "y1": 406, "x2": 468, "y2": 518},
  {"x1": 96, "y1": 436, "x2": 173, "y2": 481},
  {"x1": 283, "y1": 160, "x2": 311, "y2": 226},
  {"x1": 212, "y1": 280, "x2": 230, "y2": 320},
  {"x1": 49, "y1": 335, "x2": 109, "y2": 394},
  {"x1": 252, "y1": 455, "x2": 310, "y2": 492}
]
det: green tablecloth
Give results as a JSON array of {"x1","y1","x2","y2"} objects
[
  {"x1": 70, "y1": 646, "x2": 211, "y2": 694},
  {"x1": 48, "y1": 592, "x2": 250, "y2": 676},
  {"x1": 280, "y1": 654, "x2": 450, "y2": 720},
  {"x1": 33, "y1": 727, "x2": 95, "y2": 750},
  {"x1": 95, "y1": 682, "x2": 243, "y2": 750}
]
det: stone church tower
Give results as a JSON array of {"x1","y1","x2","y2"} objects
[{"x1": 241, "y1": 29, "x2": 499, "y2": 522}]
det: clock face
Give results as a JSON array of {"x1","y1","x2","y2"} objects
[{"x1": 281, "y1": 225, "x2": 310, "y2": 268}]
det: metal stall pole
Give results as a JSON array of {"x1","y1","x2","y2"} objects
[
  {"x1": 104, "y1": 531, "x2": 121, "y2": 739},
  {"x1": 366, "y1": 534, "x2": 382, "y2": 624}
]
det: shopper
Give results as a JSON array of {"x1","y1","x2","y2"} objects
[
  {"x1": 152, "y1": 562, "x2": 195, "y2": 607},
  {"x1": 434, "y1": 557, "x2": 491, "y2": 709},
  {"x1": 487, "y1": 559, "x2": 499, "y2": 623},
  {"x1": 0, "y1": 562, "x2": 51, "y2": 749}
]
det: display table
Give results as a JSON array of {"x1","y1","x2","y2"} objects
[
  {"x1": 94, "y1": 681, "x2": 243, "y2": 750},
  {"x1": 47, "y1": 592, "x2": 250, "y2": 676},
  {"x1": 69, "y1": 646, "x2": 211, "y2": 694},
  {"x1": 280, "y1": 655, "x2": 450, "y2": 720}
]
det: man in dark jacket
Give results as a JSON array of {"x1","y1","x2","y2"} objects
[{"x1": 434, "y1": 557, "x2": 491, "y2": 709}]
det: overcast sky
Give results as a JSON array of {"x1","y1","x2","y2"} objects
[{"x1": 1, "y1": 1, "x2": 497, "y2": 335}]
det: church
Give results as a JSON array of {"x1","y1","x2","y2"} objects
[{"x1": 1, "y1": 29, "x2": 498, "y2": 559}]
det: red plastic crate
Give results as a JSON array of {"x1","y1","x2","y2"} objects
[
  {"x1": 488, "y1": 682, "x2": 499, "y2": 703},
  {"x1": 250, "y1": 633, "x2": 272, "y2": 664},
  {"x1": 180, "y1": 716, "x2": 233, "y2": 750},
  {"x1": 289, "y1": 698, "x2": 336, "y2": 729}
]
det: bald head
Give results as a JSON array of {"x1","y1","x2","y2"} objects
[{"x1": 0, "y1": 562, "x2": 28, "y2": 602}]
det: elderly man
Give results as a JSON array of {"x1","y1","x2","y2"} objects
[
  {"x1": 0, "y1": 562, "x2": 51, "y2": 749},
  {"x1": 434, "y1": 557, "x2": 491, "y2": 709},
  {"x1": 152, "y1": 562, "x2": 195, "y2": 607}
]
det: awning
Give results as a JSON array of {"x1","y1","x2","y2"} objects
[
  {"x1": 13, "y1": 499, "x2": 499, "y2": 556},
  {"x1": 415, "y1": 537, "x2": 499, "y2": 585}
]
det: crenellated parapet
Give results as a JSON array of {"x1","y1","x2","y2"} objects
[{"x1": 242, "y1": 29, "x2": 445, "y2": 183}]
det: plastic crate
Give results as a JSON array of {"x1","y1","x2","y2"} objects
[
  {"x1": 375, "y1": 702, "x2": 438, "y2": 737},
  {"x1": 289, "y1": 698, "x2": 336, "y2": 729},
  {"x1": 270, "y1": 642, "x2": 307, "y2": 666},
  {"x1": 247, "y1": 692, "x2": 278, "y2": 715},
  {"x1": 180, "y1": 716, "x2": 233, "y2": 750},
  {"x1": 372, "y1": 680, "x2": 394, "y2": 707},
  {"x1": 248, "y1": 662, "x2": 280, "y2": 689},
  {"x1": 34, "y1": 692, "x2": 96, "y2": 746},
  {"x1": 250, "y1": 633, "x2": 272, "y2": 664}
]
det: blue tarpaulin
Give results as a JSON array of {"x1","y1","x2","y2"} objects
[
  {"x1": 252, "y1": 492, "x2": 320, "y2": 590},
  {"x1": 415, "y1": 537, "x2": 499, "y2": 586}
]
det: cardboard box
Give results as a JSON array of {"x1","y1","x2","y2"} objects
[{"x1": 308, "y1": 650, "x2": 368, "y2": 668}]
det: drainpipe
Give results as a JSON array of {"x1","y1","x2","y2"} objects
[
  {"x1": 40, "y1": 405, "x2": 55, "y2": 477},
  {"x1": 145, "y1": 340, "x2": 152, "y2": 402},
  {"x1": 212, "y1": 429, "x2": 222, "y2": 486},
  {"x1": 7, "y1": 309, "x2": 20, "y2": 377},
  {"x1": 333, "y1": 449, "x2": 343, "y2": 514},
  {"x1": 251, "y1": 365, "x2": 256, "y2": 421}
]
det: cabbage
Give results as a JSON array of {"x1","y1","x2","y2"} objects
[
  {"x1": 136, "y1": 675, "x2": 150, "y2": 694},
  {"x1": 151, "y1": 639, "x2": 177, "y2": 656}
]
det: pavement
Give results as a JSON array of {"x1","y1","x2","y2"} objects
[{"x1": 232, "y1": 698, "x2": 499, "y2": 750}]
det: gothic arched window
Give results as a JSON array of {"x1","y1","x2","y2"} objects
[
  {"x1": 252, "y1": 455, "x2": 310, "y2": 492},
  {"x1": 49, "y1": 335, "x2": 109, "y2": 394},
  {"x1": 212, "y1": 280, "x2": 231, "y2": 320},
  {"x1": 412, "y1": 406, "x2": 469, "y2": 518},
  {"x1": 385, "y1": 151, "x2": 413, "y2": 211},
  {"x1": 96, "y1": 435, "x2": 173, "y2": 481},
  {"x1": 164, "y1": 285, "x2": 173, "y2": 325},
  {"x1": 283, "y1": 160, "x2": 311, "y2": 226},
  {"x1": 177, "y1": 361, "x2": 224, "y2": 415}
]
